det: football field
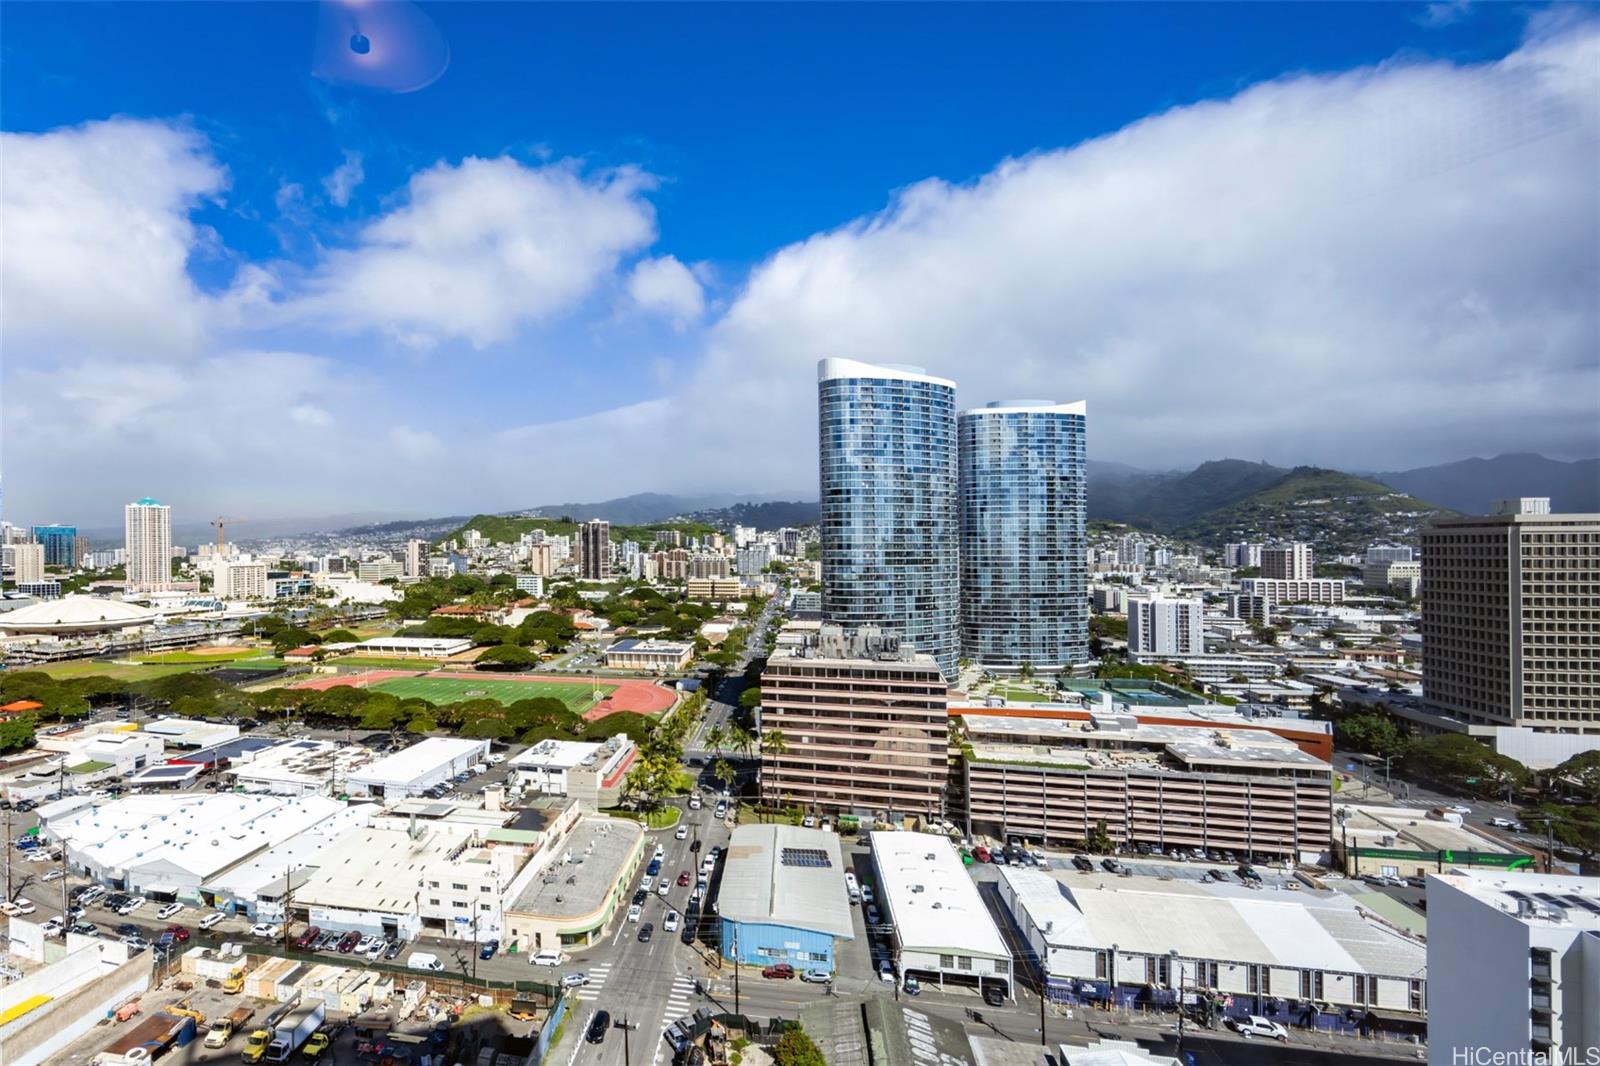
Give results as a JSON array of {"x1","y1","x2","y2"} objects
[{"x1": 367, "y1": 674, "x2": 615, "y2": 714}]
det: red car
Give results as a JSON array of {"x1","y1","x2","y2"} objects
[
  {"x1": 165, "y1": 924, "x2": 190, "y2": 942},
  {"x1": 762, "y1": 963, "x2": 795, "y2": 980},
  {"x1": 972, "y1": 846, "x2": 992, "y2": 863},
  {"x1": 294, "y1": 925, "x2": 322, "y2": 949},
  {"x1": 337, "y1": 930, "x2": 361, "y2": 953},
  {"x1": 677, "y1": 871, "x2": 691, "y2": 887}
]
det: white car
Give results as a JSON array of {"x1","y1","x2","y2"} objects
[
  {"x1": 157, "y1": 902, "x2": 183, "y2": 920},
  {"x1": 355, "y1": 935, "x2": 378, "y2": 953},
  {"x1": 1447, "y1": 805, "x2": 1472, "y2": 815},
  {"x1": 663, "y1": 910, "x2": 680, "y2": 932},
  {"x1": 641, "y1": 876, "x2": 654, "y2": 892},
  {"x1": 41, "y1": 869, "x2": 64, "y2": 883},
  {"x1": 1229, "y1": 1016, "x2": 1288, "y2": 1041},
  {"x1": 41, "y1": 917, "x2": 65, "y2": 938},
  {"x1": 198, "y1": 911, "x2": 225, "y2": 930},
  {"x1": 531, "y1": 950, "x2": 562, "y2": 967},
  {"x1": 658, "y1": 882, "x2": 670, "y2": 897},
  {"x1": 561, "y1": 971, "x2": 589, "y2": 987},
  {"x1": 0, "y1": 902, "x2": 25, "y2": 916},
  {"x1": 878, "y1": 959, "x2": 895, "y2": 984},
  {"x1": 249, "y1": 922, "x2": 280, "y2": 938},
  {"x1": 675, "y1": 825, "x2": 689, "y2": 840},
  {"x1": 860, "y1": 885, "x2": 875, "y2": 905},
  {"x1": 627, "y1": 904, "x2": 643, "y2": 923},
  {"x1": 116, "y1": 896, "x2": 147, "y2": 915}
]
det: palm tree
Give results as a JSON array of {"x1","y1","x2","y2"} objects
[
  {"x1": 713, "y1": 758, "x2": 736, "y2": 795},
  {"x1": 758, "y1": 729, "x2": 788, "y2": 807},
  {"x1": 704, "y1": 724, "x2": 727, "y2": 756},
  {"x1": 728, "y1": 721, "x2": 756, "y2": 759}
]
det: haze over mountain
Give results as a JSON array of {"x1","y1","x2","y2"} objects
[{"x1": 1372, "y1": 453, "x2": 1599, "y2": 514}]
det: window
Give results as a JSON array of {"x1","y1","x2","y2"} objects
[
  {"x1": 455, "y1": 900, "x2": 469, "y2": 910},
  {"x1": 480, "y1": 903, "x2": 492, "y2": 912},
  {"x1": 940, "y1": 954, "x2": 954, "y2": 968},
  {"x1": 453, "y1": 882, "x2": 468, "y2": 891},
  {"x1": 429, "y1": 898, "x2": 440, "y2": 906},
  {"x1": 481, "y1": 885, "x2": 493, "y2": 893}
]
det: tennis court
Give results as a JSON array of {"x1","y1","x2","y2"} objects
[{"x1": 368, "y1": 674, "x2": 614, "y2": 714}]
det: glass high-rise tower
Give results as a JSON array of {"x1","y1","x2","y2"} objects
[
  {"x1": 818, "y1": 358, "x2": 959, "y2": 679},
  {"x1": 958, "y1": 400, "x2": 1088, "y2": 673}
]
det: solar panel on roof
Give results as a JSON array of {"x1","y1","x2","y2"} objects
[
  {"x1": 1535, "y1": 893, "x2": 1571, "y2": 907},
  {"x1": 1564, "y1": 895, "x2": 1600, "y2": 915},
  {"x1": 780, "y1": 847, "x2": 832, "y2": 868},
  {"x1": 139, "y1": 766, "x2": 198, "y2": 778}
]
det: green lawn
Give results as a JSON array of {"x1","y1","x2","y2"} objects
[
  {"x1": 990, "y1": 684, "x2": 1052, "y2": 703},
  {"x1": 334, "y1": 656, "x2": 448, "y2": 670},
  {"x1": 36, "y1": 660, "x2": 214, "y2": 681},
  {"x1": 370, "y1": 675, "x2": 615, "y2": 713}
]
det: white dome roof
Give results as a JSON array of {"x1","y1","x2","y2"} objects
[{"x1": 0, "y1": 595, "x2": 157, "y2": 634}]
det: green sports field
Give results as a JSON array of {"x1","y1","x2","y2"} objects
[{"x1": 369, "y1": 675, "x2": 615, "y2": 714}]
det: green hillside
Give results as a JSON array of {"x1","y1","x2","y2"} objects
[
  {"x1": 443, "y1": 513, "x2": 719, "y2": 548},
  {"x1": 1173, "y1": 466, "x2": 1450, "y2": 546}
]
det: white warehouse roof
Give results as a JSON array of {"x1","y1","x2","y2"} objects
[
  {"x1": 999, "y1": 866, "x2": 1427, "y2": 979},
  {"x1": 719, "y1": 825, "x2": 855, "y2": 940},
  {"x1": 870, "y1": 831, "x2": 1008, "y2": 960},
  {"x1": 346, "y1": 736, "x2": 489, "y2": 789}
]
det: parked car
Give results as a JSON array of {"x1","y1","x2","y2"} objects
[
  {"x1": 198, "y1": 911, "x2": 226, "y2": 930},
  {"x1": 384, "y1": 939, "x2": 403, "y2": 960},
  {"x1": 627, "y1": 904, "x2": 643, "y2": 923},
  {"x1": 878, "y1": 959, "x2": 895, "y2": 984},
  {"x1": 762, "y1": 963, "x2": 795, "y2": 979},
  {"x1": 317, "y1": 930, "x2": 342, "y2": 951},
  {"x1": 658, "y1": 882, "x2": 670, "y2": 898},
  {"x1": 249, "y1": 922, "x2": 276, "y2": 938},
  {"x1": 982, "y1": 982, "x2": 1006, "y2": 1007},
  {"x1": 337, "y1": 930, "x2": 361, "y2": 953},
  {"x1": 41, "y1": 868, "x2": 64, "y2": 883},
  {"x1": 1228, "y1": 1016, "x2": 1289, "y2": 1042},
  {"x1": 865, "y1": 905, "x2": 881, "y2": 925},
  {"x1": 70, "y1": 922, "x2": 99, "y2": 936},
  {"x1": 586, "y1": 1011, "x2": 610, "y2": 1044},
  {"x1": 972, "y1": 846, "x2": 991, "y2": 863},
  {"x1": 641, "y1": 876, "x2": 654, "y2": 892},
  {"x1": 479, "y1": 939, "x2": 500, "y2": 960},
  {"x1": 116, "y1": 896, "x2": 148, "y2": 916},
  {"x1": 295, "y1": 926, "x2": 323, "y2": 949},
  {"x1": 801, "y1": 968, "x2": 831, "y2": 984},
  {"x1": 860, "y1": 885, "x2": 874, "y2": 905},
  {"x1": 531, "y1": 950, "x2": 562, "y2": 967},
  {"x1": 164, "y1": 924, "x2": 190, "y2": 942},
  {"x1": 156, "y1": 902, "x2": 183, "y2": 920}
]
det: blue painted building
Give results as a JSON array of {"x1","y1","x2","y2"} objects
[
  {"x1": 717, "y1": 824, "x2": 855, "y2": 972},
  {"x1": 31, "y1": 525, "x2": 78, "y2": 568}
]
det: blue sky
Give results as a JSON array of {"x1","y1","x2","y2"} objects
[{"x1": 2, "y1": 2, "x2": 1595, "y2": 525}]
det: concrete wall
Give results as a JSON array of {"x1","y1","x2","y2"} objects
[
  {"x1": 1426, "y1": 878, "x2": 1533, "y2": 1066},
  {"x1": 0, "y1": 949, "x2": 150, "y2": 1065},
  {"x1": 721, "y1": 919, "x2": 836, "y2": 970}
]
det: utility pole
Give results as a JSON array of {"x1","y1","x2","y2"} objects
[
  {"x1": 281, "y1": 867, "x2": 294, "y2": 951},
  {"x1": 1038, "y1": 970, "x2": 1047, "y2": 1047},
  {"x1": 616, "y1": 1015, "x2": 637, "y2": 1066},
  {"x1": 732, "y1": 925, "x2": 740, "y2": 1016},
  {"x1": 1170, "y1": 950, "x2": 1186, "y2": 1059},
  {"x1": 4, "y1": 804, "x2": 11, "y2": 901}
]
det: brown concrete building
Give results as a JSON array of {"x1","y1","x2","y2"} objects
[
  {"x1": 959, "y1": 712, "x2": 1333, "y2": 861},
  {"x1": 1422, "y1": 500, "x2": 1600, "y2": 733},
  {"x1": 759, "y1": 626, "x2": 949, "y2": 823}
]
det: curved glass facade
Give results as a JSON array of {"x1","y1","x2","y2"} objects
[
  {"x1": 958, "y1": 401, "x2": 1088, "y2": 672},
  {"x1": 818, "y1": 358, "x2": 959, "y2": 680}
]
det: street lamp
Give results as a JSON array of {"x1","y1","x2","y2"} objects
[{"x1": 1170, "y1": 950, "x2": 1186, "y2": 1057}]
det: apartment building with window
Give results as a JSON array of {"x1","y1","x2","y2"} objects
[
  {"x1": 1421, "y1": 500, "x2": 1600, "y2": 734},
  {"x1": 959, "y1": 712, "x2": 1332, "y2": 861},
  {"x1": 1427, "y1": 870, "x2": 1600, "y2": 1066},
  {"x1": 759, "y1": 625, "x2": 949, "y2": 823},
  {"x1": 1262, "y1": 542, "x2": 1314, "y2": 580},
  {"x1": 1239, "y1": 576, "x2": 1347, "y2": 606},
  {"x1": 1127, "y1": 594, "x2": 1203, "y2": 656}
]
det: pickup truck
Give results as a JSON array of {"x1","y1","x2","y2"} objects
[{"x1": 204, "y1": 1006, "x2": 255, "y2": 1048}]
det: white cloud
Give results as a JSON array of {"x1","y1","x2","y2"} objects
[
  {"x1": 293, "y1": 156, "x2": 659, "y2": 348},
  {"x1": 1417, "y1": 0, "x2": 1473, "y2": 28},
  {"x1": 0, "y1": 118, "x2": 226, "y2": 358},
  {"x1": 290, "y1": 403, "x2": 334, "y2": 427},
  {"x1": 388, "y1": 423, "x2": 442, "y2": 457},
  {"x1": 627, "y1": 255, "x2": 705, "y2": 328},
  {"x1": 322, "y1": 150, "x2": 365, "y2": 207}
]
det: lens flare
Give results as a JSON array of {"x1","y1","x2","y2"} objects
[{"x1": 313, "y1": 1, "x2": 449, "y2": 94}]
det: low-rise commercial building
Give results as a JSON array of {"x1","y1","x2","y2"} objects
[
  {"x1": 1362, "y1": 561, "x2": 1421, "y2": 596},
  {"x1": 997, "y1": 866, "x2": 1426, "y2": 1022},
  {"x1": 871, "y1": 831, "x2": 1013, "y2": 996},
  {"x1": 959, "y1": 712, "x2": 1332, "y2": 861},
  {"x1": 604, "y1": 638, "x2": 694, "y2": 671},
  {"x1": 761, "y1": 626, "x2": 949, "y2": 826},
  {"x1": 345, "y1": 736, "x2": 490, "y2": 799},
  {"x1": 718, "y1": 825, "x2": 855, "y2": 971},
  {"x1": 508, "y1": 734, "x2": 636, "y2": 807},
  {"x1": 686, "y1": 577, "x2": 742, "y2": 601},
  {"x1": 504, "y1": 814, "x2": 645, "y2": 954},
  {"x1": 1426, "y1": 870, "x2": 1600, "y2": 1066},
  {"x1": 1239, "y1": 577, "x2": 1347, "y2": 606},
  {"x1": 1334, "y1": 804, "x2": 1535, "y2": 877},
  {"x1": 351, "y1": 636, "x2": 472, "y2": 658}
]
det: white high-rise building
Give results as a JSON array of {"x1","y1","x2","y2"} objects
[
  {"x1": 1427, "y1": 870, "x2": 1600, "y2": 1066},
  {"x1": 1116, "y1": 535, "x2": 1147, "y2": 568},
  {"x1": 1262, "y1": 542, "x2": 1313, "y2": 580},
  {"x1": 1224, "y1": 542, "x2": 1262, "y2": 568},
  {"x1": 10, "y1": 542, "x2": 45, "y2": 585},
  {"x1": 1127, "y1": 594, "x2": 1204, "y2": 656},
  {"x1": 214, "y1": 560, "x2": 269, "y2": 600},
  {"x1": 405, "y1": 539, "x2": 426, "y2": 578},
  {"x1": 124, "y1": 497, "x2": 173, "y2": 591}
]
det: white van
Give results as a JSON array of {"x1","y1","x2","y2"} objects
[
  {"x1": 407, "y1": 952, "x2": 445, "y2": 972},
  {"x1": 530, "y1": 950, "x2": 562, "y2": 967},
  {"x1": 844, "y1": 872, "x2": 861, "y2": 904}
]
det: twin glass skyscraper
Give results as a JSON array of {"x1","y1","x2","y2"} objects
[
  {"x1": 958, "y1": 400, "x2": 1088, "y2": 672},
  {"x1": 818, "y1": 358, "x2": 961, "y2": 679},
  {"x1": 818, "y1": 360, "x2": 1086, "y2": 680}
]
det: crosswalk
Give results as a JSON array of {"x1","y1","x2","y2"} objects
[
  {"x1": 661, "y1": 973, "x2": 697, "y2": 1027},
  {"x1": 574, "y1": 962, "x2": 614, "y2": 1001}
]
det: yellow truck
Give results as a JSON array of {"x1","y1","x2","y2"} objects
[
  {"x1": 241, "y1": 1026, "x2": 272, "y2": 1063},
  {"x1": 203, "y1": 1006, "x2": 254, "y2": 1049},
  {"x1": 223, "y1": 966, "x2": 247, "y2": 995}
]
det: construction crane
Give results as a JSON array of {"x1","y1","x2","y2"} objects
[{"x1": 211, "y1": 516, "x2": 250, "y2": 552}]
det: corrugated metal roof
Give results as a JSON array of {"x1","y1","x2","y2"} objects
[{"x1": 719, "y1": 824, "x2": 854, "y2": 939}]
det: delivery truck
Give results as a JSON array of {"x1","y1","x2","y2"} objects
[
  {"x1": 263, "y1": 1000, "x2": 325, "y2": 1063},
  {"x1": 202, "y1": 1005, "x2": 255, "y2": 1048}
]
